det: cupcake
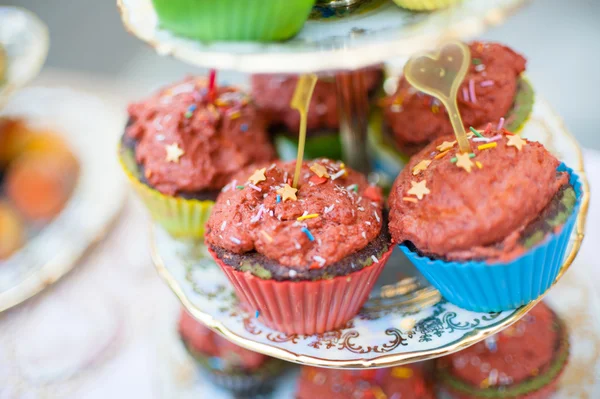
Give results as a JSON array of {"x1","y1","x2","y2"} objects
[
  {"x1": 151, "y1": 0, "x2": 315, "y2": 42},
  {"x1": 178, "y1": 309, "x2": 285, "y2": 395},
  {"x1": 296, "y1": 363, "x2": 435, "y2": 399},
  {"x1": 119, "y1": 76, "x2": 276, "y2": 238},
  {"x1": 0, "y1": 202, "x2": 25, "y2": 260},
  {"x1": 205, "y1": 159, "x2": 392, "y2": 335},
  {"x1": 388, "y1": 127, "x2": 582, "y2": 312},
  {"x1": 372, "y1": 42, "x2": 533, "y2": 175},
  {"x1": 437, "y1": 301, "x2": 569, "y2": 399},
  {"x1": 392, "y1": 0, "x2": 461, "y2": 11},
  {"x1": 251, "y1": 68, "x2": 382, "y2": 161}
]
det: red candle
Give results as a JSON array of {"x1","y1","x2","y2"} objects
[{"x1": 208, "y1": 69, "x2": 217, "y2": 102}]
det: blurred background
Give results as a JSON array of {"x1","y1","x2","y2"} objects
[
  {"x1": 1, "y1": 1, "x2": 600, "y2": 398},
  {"x1": 4, "y1": 0, "x2": 600, "y2": 149}
]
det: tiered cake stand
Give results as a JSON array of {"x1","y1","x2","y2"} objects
[{"x1": 118, "y1": 0, "x2": 589, "y2": 368}]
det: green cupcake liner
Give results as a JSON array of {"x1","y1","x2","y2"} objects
[
  {"x1": 274, "y1": 131, "x2": 342, "y2": 161},
  {"x1": 368, "y1": 77, "x2": 535, "y2": 187},
  {"x1": 152, "y1": 0, "x2": 316, "y2": 42},
  {"x1": 392, "y1": 0, "x2": 461, "y2": 11},
  {"x1": 118, "y1": 143, "x2": 214, "y2": 239}
]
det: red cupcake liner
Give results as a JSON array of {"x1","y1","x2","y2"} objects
[{"x1": 208, "y1": 246, "x2": 393, "y2": 335}]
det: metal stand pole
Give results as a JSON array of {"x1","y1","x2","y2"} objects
[{"x1": 336, "y1": 70, "x2": 371, "y2": 174}]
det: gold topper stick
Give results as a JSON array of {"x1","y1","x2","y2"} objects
[
  {"x1": 404, "y1": 41, "x2": 471, "y2": 153},
  {"x1": 290, "y1": 73, "x2": 318, "y2": 188}
]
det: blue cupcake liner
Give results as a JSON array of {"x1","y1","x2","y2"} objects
[{"x1": 400, "y1": 163, "x2": 582, "y2": 312}]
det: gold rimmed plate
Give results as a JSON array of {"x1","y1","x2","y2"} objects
[
  {"x1": 150, "y1": 97, "x2": 588, "y2": 368},
  {"x1": 156, "y1": 256, "x2": 600, "y2": 397},
  {"x1": 117, "y1": 0, "x2": 527, "y2": 74},
  {"x1": 0, "y1": 87, "x2": 127, "y2": 311},
  {"x1": 0, "y1": 7, "x2": 49, "y2": 108}
]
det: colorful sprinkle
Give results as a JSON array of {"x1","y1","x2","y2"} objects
[
  {"x1": 497, "y1": 117, "x2": 505, "y2": 130},
  {"x1": 301, "y1": 227, "x2": 315, "y2": 241},
  {"x1": 248, "y1": 168, "x2": 267, "y2": 185},
  {"x1": 229, "y1": 110, "x2": 241, "y2": 120},
  {"x1": 437, "y1": 140, "x2": 456, "y2": 152},
  {"x1": 455, "y1": 152, "x2": 475, "y2": 173},
  {"x1": 240, "y1": 123, "x2": 249, "y2": 132},
  {"x1": 403, "y1": 197, "x2": 418, "y2": 203},
  {"x1": 469, "y1": 126, "x2": 484, "y2": 138},
  {"x1": 255, "y1": 310, "x2": 260, "y2": 318},
  {"x1": 478, "y1": 142, "x2": 497, "y2": 150},
  {"x1": 450, "y1": 153, "x2": 476, "y2": 163},
  {"x1": 165, "y1": 143, "x2": 184, "y2": 163},
  {"x1": 407, "y1": 180, "x2": 430, "y2": 200},
  {"x1": 310, "y1": 163, "x2": 329, "y2": 178},
  {"x1": 488, "y1": 134, "x2": 502, "y2": 142},
  {"x1": 480, "y1": 80, "x2": 494, "y2": 87},
  {"x1": 412, "y1": 160, "x2": 431, "y2": 175},
  {"x1": 506, "y1": 134, "x2": 527, "y2": 151},
  {"x1": 475, "y1": 64, "x2": 486, "y2": 72},
  {"x1": 248, "y1": 183, "x2": 262, "y2": 192},
  {"x1": 434, "y1": 150, "x2": 450, "y2": 160},
  {"x1": 276, "y1": 195, "x2": 281, "y2": 203},
  {"x1": 330, "y1": 169, "x2": 346, "y2": 181},
  {"x1": 472, "y1": 58, "x2": 482, "y2": 65},
  {"x1": 297, "y1": 213, "x2": 319, "y2": 221},
  {"x1": 230, "y1": 236, "x2": 241, "y2": 245},
  {"x1": 476, "y1": 161, "x2": 483, "y2": 169},
  {"x1": 462, "y1": 87, "x2": 469, "y2": 102},
  {"x1": 236, "y1": 185, "x2": 245, "y2": 190},
  {"x1": 431, "y1": 104, "x2": 439, "y2": 114},
  {"x1": 277, "y1": 184, "x2": 298, "y2": 202},
  {"x1": 469, "y1": 79, "x2": 477, "y2": 103},
  {"x1": 371, "y1": 255, "x2": 379, "y2": 264}
]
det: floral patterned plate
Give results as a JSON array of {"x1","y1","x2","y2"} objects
[
  {"x1": 0, "y1": 7, "x2": 49, "y2": 108},
  {"x1": 0, "y1": 87, "x2": 127, "y2": 311},
  {"x1": 150, "y1": 97, "x2": 588, "y2": 368},
  {"x1": 157, "y1": 254, "x2": 600, "y2": 397},
  {"x1": 117, "y1": 0, "x2": 526, "y2": 74}
]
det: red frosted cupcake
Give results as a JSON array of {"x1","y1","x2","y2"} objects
[
  {"x1": 119, "y1": 76, "x2": 276, "y2": 238},
  {"x1": 381, "y1": 41, "x2": 531, "y2": 156},
  {"x1": 205, "y1": 159, "x2": 392, "y2": 335},
  {"x1": 436, "y1": 302, "x2": 569, "y2": 399},
  {"x1": 178, "y1": 309, "x2": 285, "y2": 394},
  {"x1": 251, "y1": 68, "x2": 382, "y2": 160},
  {"x1": 296, "y1": 364, "x2": 435, "y2": 399}
]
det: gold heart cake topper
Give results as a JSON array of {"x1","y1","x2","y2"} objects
[
  {"x1": 290, "y1": 73, "x2": 318, "y2": 188},
  {"x1": 404, "y1": 41, "x2": 472, "y2": 153}
]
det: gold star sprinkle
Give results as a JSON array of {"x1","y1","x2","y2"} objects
[
  {"x1": 455, "y1": 152, "x2": 474, "y2": 173},
  {"x1": 412, "y1": 160, "x2": 431, "y2": 175},
  {"x1": 276, "y1": 184, "x2": 297, "y2": 202},
  {"x1": 165, "y1": 143, "x2": 184, "y2": 163},
  {"x1": 310, "y1": 163, "x2": 329, "y2": 178},
  {"x1": 437, "y1": 140, "x2": 456, "y2": 152},
  {"x1": 248, "y1": 168, "x2": 267, "y2": 185},
  {"x1": 506, "y1": 134, "x2": 527, "y2": 151},
  {"x1": 407, "y1": 180, "x2": 430, "y2": 200}
]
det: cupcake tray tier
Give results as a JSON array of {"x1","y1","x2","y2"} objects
[
  {"x1": 117, "y1": 0, "x2": 526, "y2": 74},
  {"x1": 0, "y1": 87, "x2": 127, "y2": 311},
  {"x1": 157, "y1": 256, "x2": 600, "y2": 397},
  {"x1": 0, "y1": 6, "x2": 49, "y2": 108},
  {"x1": 150, "y1": 96, "x2": 588, "y2": 368}
]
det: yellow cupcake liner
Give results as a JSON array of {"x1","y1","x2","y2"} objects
[
  {"x1": 392, "y1": 0, "x2": 461, "y2": 11},
  {"x1": 118, "y1": 143, "x2": 214, "y2": 239}
]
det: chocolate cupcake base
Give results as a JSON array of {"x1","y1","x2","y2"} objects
[{"x1": 182, "y1": 339, "x2": 285, "y2": 395}]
